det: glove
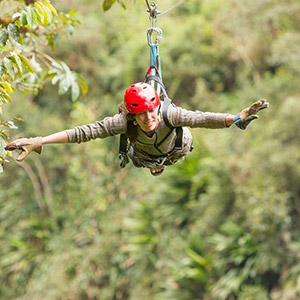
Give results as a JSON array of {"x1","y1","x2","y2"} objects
[
  {"x1": 5, "y1": 137, "x2": 43, "y2": 162},
  {"x1": 234, "y1": 99, "x2": 269, "y2": 130}
]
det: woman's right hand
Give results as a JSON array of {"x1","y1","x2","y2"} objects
[{"x1": 5, "y1": 137, "x2": 43, "y2": 162}]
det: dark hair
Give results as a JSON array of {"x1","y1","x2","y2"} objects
[{"x1": 118, "y1": 103, "x2": 138, "y2": 144}]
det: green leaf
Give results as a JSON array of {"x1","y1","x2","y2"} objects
[
  {"x1": 48, "y1": 61, "x2": 86, "y2": 99},
  {"x1": 103, "y1": 0, "x2": 116, "y2": 11},
  {"x1": 18, "y1": 55, "x2": 34, "y2": 73},
  {"x1": 75, "y1": 74, "x2": 88, "y2": 97},
  {"x1": 7, "y1": 24, "x2": 20, "y2": 42},
  {"x1": 9, "y1": 54, "x2": 23, "y2": 79},
  {"x1": 51, "y1": 73, "x2": 64, "y2": 85},
  {"x1": 46, "y1": 33, "x2": 60, "y2": 50},
  {"x1": 117, "y1": 0, "x2": 126, "y2": 9},
  {"x1": 186, "y1": 248, "x2": 208, "y2": 267},
  {"x1": 0, "y1": 29, "x2": 9, "y2": 47},
  {"x1": 43, "y1": 0, "x2": 58, "y2": 16},
  {"x1": 0, "y1": 87, "x2": 12, "y2": 103},
  {"x1": 60, "y1": 61, "x2": 71, "y2": 73},
  {"x1": 69, "y1": 9, "x2": 78, "y2": 17},
  {"x1": 3, "y1": 58, "x2": 15, "y2": 80},
  {"x1": 1, "y1": 131, "x2": 9, "y2": 138},
  {"x1": 39, "y1": 1, "x2": 53, "y2": 24},
  {"x1": 48, "y1": 69, "x2": 59, "y2": 75},
  {"x1": 34, "y1": 2, "x2": 48, "y2": 25},
  {"x1": 20, "y1": 11, "x2": 28, "y2": 27},
  {"x1": 14, "y1": 117, "x2": 24, "y2": 122},
  {"x1": 33, "y1": 6, "x2": 45, "y2": 25},
  {"x1": 67, "y1": 22, "x2": 75, "y2": 35},
  {"x1": 58, "y1": 76, "x2": 71, "y2": 95},
  {"x1": 71, "y1": 81, "x2": 80, "y2": 101},
  {"x1": 51, "y1": 61, "x2": 64, "y2": 71},
  {"x1": 26, "y1": 6, "x2": 37, "y2": 27},
  {"x1": 4, "y1": 121, "x2": 18, "y2": 129},
  {"x1": 0, "y1": 61, "x2": 5, "y2": 78},
  {"x1": 0, "y1": 81, "x2": 14, "y2": 94},
  {"x1": 221, "y1": 222, "x2": 243, "y2": 237}
]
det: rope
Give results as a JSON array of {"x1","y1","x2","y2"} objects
[{"x1": 159, "y1": 0, "x2": 185, "y2": 17}]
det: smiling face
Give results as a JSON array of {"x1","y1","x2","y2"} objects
[{"x1": 134, "y1": 106, "x2": 160, "y2": 133}]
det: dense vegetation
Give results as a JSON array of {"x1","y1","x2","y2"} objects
[{"x1": 1, "y1": 0, "x2": 300, "y2": 299}]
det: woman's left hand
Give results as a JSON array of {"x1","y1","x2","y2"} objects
[{"x1": 234, "y1": 99, "x2": 269, "y2": 130}]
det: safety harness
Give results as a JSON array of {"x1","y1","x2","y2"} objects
[
  {"x1": 118, "y1": 73, "x2": 184, "y2": 168},
  {"x1": 118, "y1": 1, "x2": 183, "y2": 169}
]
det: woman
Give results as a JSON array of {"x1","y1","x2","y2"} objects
[{"x1": 5, "y1": 82, "x2": 269, "y2": 176}]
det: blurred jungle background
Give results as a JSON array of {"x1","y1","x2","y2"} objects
[{"x1": 1, "y1": 0, "x2": 300, "y2": 299}]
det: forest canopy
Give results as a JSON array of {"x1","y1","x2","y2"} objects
[{"x1": 1, "y1": 0, "x2": 300, "y2": 299}]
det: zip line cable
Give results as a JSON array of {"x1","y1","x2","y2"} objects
[{"x1": 159, "y1": 0, "x2": 185, "y2": 17}]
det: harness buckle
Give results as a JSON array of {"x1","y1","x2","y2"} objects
[{"x1": 119, "y1": 153, "x2": 129, "y2": 168}]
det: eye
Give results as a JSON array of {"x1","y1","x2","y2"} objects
[{"x1": 150, "y1": 97, "x2": 155, "y2": 102}]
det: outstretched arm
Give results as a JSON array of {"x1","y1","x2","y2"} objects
[
  {"x1": 167, "y1": 99, "x2": 268, "y2": 129},
  {"x1": 224, "y1": 99, "x2": 269, "y2": 129},
  {"x1": 5, "y1": 112, "x2": 128, "y2": 162}
]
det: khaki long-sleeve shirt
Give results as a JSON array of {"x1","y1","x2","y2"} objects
[{"x1": 65, "y1": 103, "x2": 229, "y2": 161}]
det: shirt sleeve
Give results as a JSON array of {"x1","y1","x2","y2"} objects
[
  {"x1": 65, "y1": 113, "x2": 127, "y2": 143},
  {"x1": 167, "y1": 104, "x2": 229, "y2": 129}
]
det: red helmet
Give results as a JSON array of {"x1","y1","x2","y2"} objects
[{"x1": 124, "y1": 82, "x2": 160, "y2": 114}]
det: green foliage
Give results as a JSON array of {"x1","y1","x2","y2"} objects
[
  {"x1": 7, "y1": 24, "x2": 20, "y2": 42},
  {"x1": 102, "y1": 0, "x2": 127, "y2": 11},
  {"x1": 1, "y1": 0, "x2": 300, "y2": 299},
  {"x1": 237, "y1": 285, "x2": 269, "y2": 300},
  {"x1": 48, "y1": 61, "x2": 88, "y2": 101},
  {"x1": 0, "y1": 0, "x2": 86, "y2": 173},
  {"x1": 0, "y1": 29, "x2": 9, "y2": 47}
]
